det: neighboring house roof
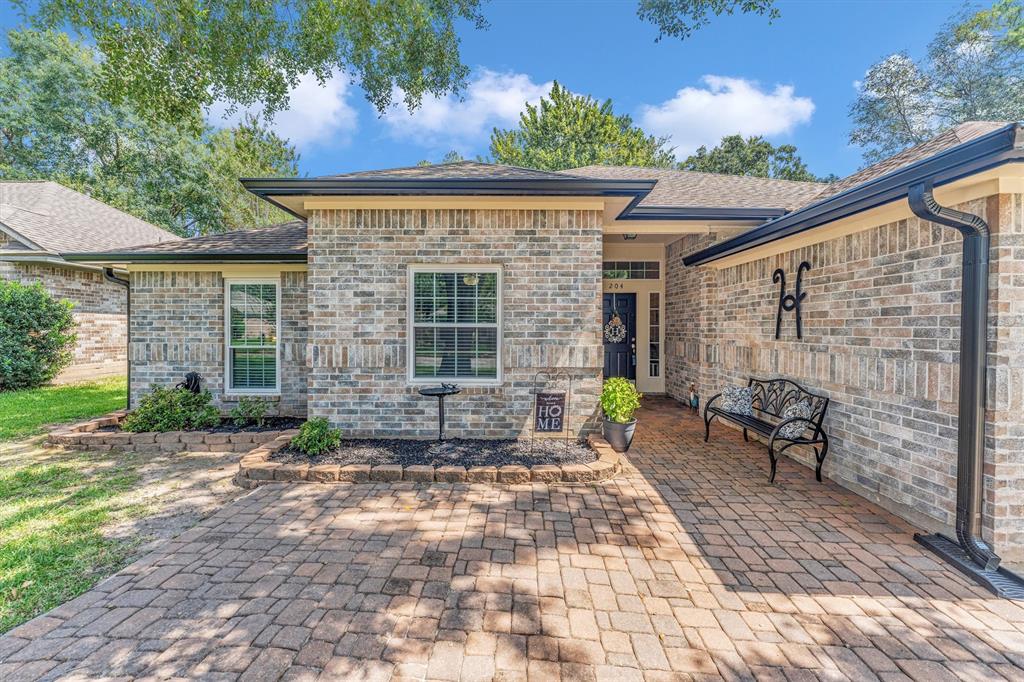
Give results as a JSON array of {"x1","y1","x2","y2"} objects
[
  {"x1": 64, "y1": 220, "x2": 307, "y2": 263},
  {"x1": 0, "y1": 181, "x2": 179, "y2": 254},
  {"x1": 563, "y1": 166, "x2": 825, "y2": 211}
]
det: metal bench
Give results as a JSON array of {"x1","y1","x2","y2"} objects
[{"x1": 703, "y1": 377, "x2": 830, "y2": 483}]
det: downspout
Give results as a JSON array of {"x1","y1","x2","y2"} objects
[
  {"x1": 103, "y1": 268, "x2": 131, "y2": 410},
  {"x1": 907, "y1": 181, "x2": 1000, "y2": 571}
]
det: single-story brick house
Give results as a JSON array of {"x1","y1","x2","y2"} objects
[
  {"x1": 69, "y1": 121, "x2": 1024, "y2": 586},
  {"x1": 0, "y1": 181, "x2": 179, "y2": 382}
]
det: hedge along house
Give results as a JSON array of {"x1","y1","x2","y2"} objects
[{"x1": 68, "y1": 121, "x2": 1024, "y2": 594}]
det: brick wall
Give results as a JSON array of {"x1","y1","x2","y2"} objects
[
  {"x1": 665, "y1": 194, "x2": 1024, "y2": 562},
  {"x1": 129, "y1": 270, "x2": 308, "y2": 416},
  {"x1": 307, "y1": 208, "x2": 604, "y2": 439},
  {"x1": 0, "y1": 252, "x2": 127, "y2": 381}
]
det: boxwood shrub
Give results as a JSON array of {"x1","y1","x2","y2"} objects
[
  {"x1": 0, "y1": 280, "x2": 76, "y2": 390},
  {"x1": 122, "y1": 386, "x2": 220, "y2": 432}
]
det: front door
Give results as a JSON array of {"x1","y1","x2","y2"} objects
[{"x1": 602, "y1": 293, "x2": 636, "y2": 380}]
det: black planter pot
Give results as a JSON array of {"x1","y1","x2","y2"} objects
[{"x1": 603, "y1": 418, "x2": 637, "y2": 453}]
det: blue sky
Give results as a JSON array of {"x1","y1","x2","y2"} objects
[{"x1": 2, "y1": 0, "x2": 968, "y2": 178}]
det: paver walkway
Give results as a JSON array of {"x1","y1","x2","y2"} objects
[{"x1": 2, "y1": 398, "x2": 1023, "y2": 681}]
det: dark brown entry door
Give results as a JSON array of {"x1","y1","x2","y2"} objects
[{"x1": 602, "y1": 293, "x2": 636, "y2": 380}]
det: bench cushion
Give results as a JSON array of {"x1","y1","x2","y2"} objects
[
  {"x1": 778, "y1": 401, "x2": 813, "y2": 439},
  {"x1": 719, "y1": 385, "x2": 754, "y2": 415}
]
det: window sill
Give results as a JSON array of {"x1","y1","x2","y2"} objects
[
  {"x1": 222, "y1": 392, "x2": 281, "y2": 402},
  {"x1": 407, "y1": 380, "x2": 504, "y2": 389}
]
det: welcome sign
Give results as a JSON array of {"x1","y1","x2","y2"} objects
[{"x1": 534, "y1": 392, "x2": 566, "y2": 433}]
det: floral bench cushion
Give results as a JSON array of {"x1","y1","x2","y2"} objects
[{"x1": 719, "y1": 385, "x2": 754, "y2": 416}]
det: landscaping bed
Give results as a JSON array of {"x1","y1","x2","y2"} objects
[
  {"x1": 48, "y1": 412, "x2": 305, "y2": 453},
  {"x1": 236, "y1": 431, "x2": 622, "y2": 487},
  {"x1": 271, "y1": 437, "x2": 597, "y2": 468}
]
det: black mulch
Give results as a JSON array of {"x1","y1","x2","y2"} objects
[
  {"x1": 272, "y1": 438, "x2": 597, "y2": 468},
  {"x1": 100, "y1": 417, "x2": 305, "y2": 434}
]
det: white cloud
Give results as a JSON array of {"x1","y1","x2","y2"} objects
[
  {"x1": 639, "y1": 76, "x2": 815, "y2": 155},
  {"x1": 382, "y1": 69, "x2": 553, "y2": 150},
  {"x1": 207, "y1": 73, "x2": 358, "y2": 149}
]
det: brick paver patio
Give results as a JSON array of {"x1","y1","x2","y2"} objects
[{"x1": 2, "y1": 398, "x2": 1023, "y2": 681}]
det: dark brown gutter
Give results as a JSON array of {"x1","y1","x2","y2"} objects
[
  {"x1": 102, "y1": 268, "x2": 131, "y2": 410},
  {"x1": 909, "y1": 183, "x2": 1024, "y2": 599}
]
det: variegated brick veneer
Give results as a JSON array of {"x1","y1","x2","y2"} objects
[
  {"x1": 665, "y1": 193, "x2": 1024, "y2": 563},
  {"x1": 306, "y1": 208, "x2": 604, "y2": 439},
  {"x1": 129, "y1": 270, "x2": 308, "y2": 416}
]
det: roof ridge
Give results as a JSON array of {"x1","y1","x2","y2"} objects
[{"x1": 320, "y1": 159, "x2": 589, "y2": 180}]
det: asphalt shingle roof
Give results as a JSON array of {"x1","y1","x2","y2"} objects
[
  {"x1": 75, "y1": 122, "x2": 1018, "y2": 261},
  {"x1": 815, "y1": 121, "x2": 1012, "y2": 199},
  {"x1": 563, "y1": 166, "x2": 825, "y2": 211},
  {"x1": 0, "y1": 181, "x2": 179, "y2": 254},
  {"x1": 96, "y1": 220, "x2": 307, "y2": 257},
  {"x1": 319, "y1": 160, "x2": 585, "y2": 182}
]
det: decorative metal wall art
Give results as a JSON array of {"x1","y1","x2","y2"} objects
[{"x1": 773, "y1": 261, "x2": 811, "y2": 340}]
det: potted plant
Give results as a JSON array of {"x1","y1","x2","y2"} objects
[{"x1": 600, "y1": 377, "x2": 642, "y2": 452}]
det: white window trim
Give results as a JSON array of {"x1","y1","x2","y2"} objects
[
  {"x1": 407, "y1": 264, "x2": 503, "y2": 386},
  {"x1": 224, "y1": 276, "x2": 282, "y2": 396}
]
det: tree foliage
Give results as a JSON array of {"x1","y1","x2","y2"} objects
[
  {"x1": 850, "y1": 1, "x2": 1024, "y2": 164},
  {"x1": 417, "y1": 150, "x2": 467, "y2": 166},
  {"x1": 679, "y1": 134, "x2": 822, "y2": 181},
  {"x1": 20, "y1": 0, "x2": 489, "y2": 124},
  {"x1": 489, "y1": 83, "x2": 675, "y2": 171},
  {"x1": 637, "y1": 0, "x2": 778, "y2": 40},
  {"x1": 0, "y1": 30, "x2": 297, "y2": 236},
  {"x1": 0, "y1": 280, "x2": 76, "y2": 391}
]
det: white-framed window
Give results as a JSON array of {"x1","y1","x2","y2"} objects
[
  {"x1": 408, "y1": 265, "x2": 502, "y2": 384},
  {"x1": 224, "y1": 277, "x2": 280, "y2": 394}
]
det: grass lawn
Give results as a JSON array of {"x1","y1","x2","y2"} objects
[
  {"x1": 0, "y1": 376, "x2": 127, "y2": 441},
  {"x1": 0, "y1": 451, "x2": 144, "y2": 633}
]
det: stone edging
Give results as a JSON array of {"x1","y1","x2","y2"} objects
[
  {"x1": 234, "y1": 433, "x2": 623, "y2": 488},
  {"x1": 47, "y1": 412, "x2": 295, "y2": 453}
]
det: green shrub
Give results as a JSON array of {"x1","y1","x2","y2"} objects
[
  {"x1": 122, "y1": 386, "x2": 220, "y2": 432},
  {"x1": 0, "y1": 281, "x2": 77, "y2": 390},
  {"x1": 230, "y1": 397, "x2": 270, "y2": 428},
  {"x1": 290, "y1": 417, "x2": 341, "y2": 456},
  {"x1": 600, "y1": 378, "x2": 642, "y2": 424}
]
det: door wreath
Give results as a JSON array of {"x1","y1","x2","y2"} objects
[{"x1": 604, "y1": 314, "x2": 627, "y2": 343}]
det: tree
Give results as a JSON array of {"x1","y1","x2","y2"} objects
[
  {"x1": 18, "y1": 1, "x2": 778, "y2": 123},
  {"x1": 637, "y1": 0, "x2": 779, "y2": 40},
  {"x1": 417, "y1": 150, "x2": 466, "y2": 166},
  {"x1": 0, "y1": 30, "x2": 297, "y2": 236},
  {"x1": 206, "y1": 115, "x2": 300, "y2": 229},
  {"x1": 489, "y1": 83, "x2": 675, "y2": 171},
  {"x1": 679, "y1": 135, "x2": 822, "y2": 182},
  {"x1": 23, "y1": 0, "x2": 488, "y2": 124},
  {"x1": 849, "y1": 1, "x2": 1024, "y2": 164}
]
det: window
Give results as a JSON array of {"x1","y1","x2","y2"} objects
[
  {"x1": 603, "y1": 261, "x2": 660, "y2": 280},
  {"x1": 649, "y1": 292, "x2": 660, "y2": 378},
  {"x1": 409, "y1": 266, "x2": 501, "y2": 383},
  {"x1": 225, "y1": 279, "x2": 279, "y2": 393}
]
